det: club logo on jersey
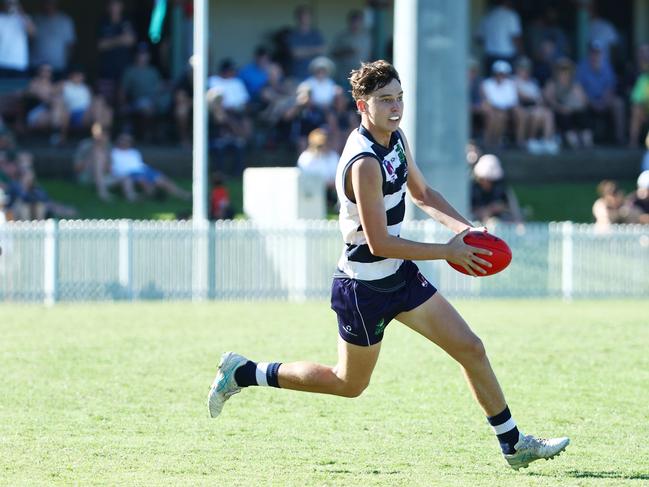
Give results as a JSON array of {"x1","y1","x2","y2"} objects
[
  {"x1": 383, "y1": 155, "x2": 399, "y2": 183},
  {"x1": 396, "y1": 143, "x2": 407, "y2": 165}
]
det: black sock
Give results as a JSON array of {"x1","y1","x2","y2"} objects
[
  {"x1": 234, "y1": 361, "x2": 257, "y2": 387},
  {"x1": 233, "y1": 360, "x2": 282, "y2": 388},
  {"x1": 487, "y1": 406, "x2": 520, "y2": 455}
]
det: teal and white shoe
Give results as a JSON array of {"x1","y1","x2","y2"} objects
[
  {"x1": 207, "y1": 352, "x2": 248, "y2": 418},
  {"x1": 504, "y1": 433, "x2": 570, "y2": 470}
]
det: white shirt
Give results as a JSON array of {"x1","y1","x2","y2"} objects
[
  {"x1": 111, "y1": 148, "x2": 146, "y2": 178},
  {"x1": 0, "y1": 13, "x2": 29, "y2": 71},
  {"x1": 298, "y1": 77, "x2": 338, "y2": 108},
  {"x1": 207, "y1": 75, "x2": 250, "y2": 110},
  {"x1": 62, "y1": 82, "x2": 91, "y2": 112},
  {"x1": 482, "y1": 77, "x2": 518, "y2": 110},
  {"x1": 297, "y1": 149, "x2": 339, "y2": 185},
  {"x1": 514, "y1": 76, "x2": 542, "y2": 103},
  {"x1": 477, "y1": 6, "x2": 521, "y2": 57}
]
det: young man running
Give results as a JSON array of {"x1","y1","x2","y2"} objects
[{"x1": 208, "y1": 60, "x2": 569, "y2": 470}]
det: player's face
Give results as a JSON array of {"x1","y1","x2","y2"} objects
[{"x1": 358, "y1": 78, "x2": 403, "y2": 140}]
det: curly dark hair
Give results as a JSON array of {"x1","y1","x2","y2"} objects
[{"x1": 349, "y1": 60, "x2": 401, "y2": 101}]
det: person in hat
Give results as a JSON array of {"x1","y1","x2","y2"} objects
[
  {"x1": 296, "y1": 56, "x2": 341, "y2": 110},
  {"x1": 480, "y1": 60, "x2": 526, "y2": 149},
  {"x1": 576, "y1": 40, "x2": 625, "y2": 145},
  {"x1": 543, "y1": 57, "x2": 592, "y2": 148},
  {"x1": 470, "y1": 153, "x2": 522, "y2": 223}
]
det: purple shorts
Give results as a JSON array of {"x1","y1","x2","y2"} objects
[{"x1": 330, "y1": 260, "x2": 437, "y2": 347}]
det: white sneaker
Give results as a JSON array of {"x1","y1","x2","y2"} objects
[
  {"x1": 207, "y1": 351, "x2": 248, "y2": 418},
  {"x1": 504, "y1": 433, "x2": 570, "y2": 470}
]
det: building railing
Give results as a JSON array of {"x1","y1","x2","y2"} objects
[{"x1": 0, "y1": 220, "x2": 647, "y2": 303}]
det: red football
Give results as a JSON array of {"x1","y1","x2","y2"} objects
[{"x1": 447, "y1": 231, "x2": 512, "y2": 277}]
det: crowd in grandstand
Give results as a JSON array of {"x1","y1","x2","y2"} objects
[{"x1": 0, "y1": 0, "x2": 648, "y2": 225}]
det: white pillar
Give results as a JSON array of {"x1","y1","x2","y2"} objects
[
  {"x1": 192, "y1": 0, "x2": 208, "y2": 223},
  {"x1": 43, "y1": 219, "x2": 57, "y2": 305}
]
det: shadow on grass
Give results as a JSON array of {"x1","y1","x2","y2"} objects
[{"x1": 528, "y1": 470, "x2": 649, "y2": 480}]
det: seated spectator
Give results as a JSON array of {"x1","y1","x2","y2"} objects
[
  {"x1": 576, "y1": 40, "x2": 625, "y2": 145},
  {"x1": 23, "y1": 63, "x2": 65, "y2": 137},
  {"x1": 257, "y1": 62, "x2": 297, "y2": 146},
  {"x1": 297, "y1": 128, "x2": 339, "y2": 207},
  {"x1": 297, "y1": 56, "x2": 341, "y2": 110},
  {"x1": 592, "y1": 180, "x2": 633, "y2": 229},
  {"x1": 238, "y1": 46, "x2": 272, "y2": 105},
  {"x1": 74, "y1": 123, "x2": 115, "y2": 201},
  {"x1": 513, "y1": 57, "x2": 558, "y2": 154},
  {"x1": 110, "y1": 133, "x2": 190, "y2": 202},
  {"x1": 59, "y1": 67, "x2": 113, "y2": 144},
  {"x1": 627, "y1": 170, "x2": 649, "y2": 223},
  {"x1": 31, "y1": 0, "x2": 76, "y2": 77},
  {"x1": 543, "y1": 57, "x2": 592, "y2": 149},
  {"x1": 629, "y1": 57, "x2": 649, "y2": 148},
  {"x1": 470, "y1": 153, "x2": 522, "y2": 224},
  {"x1": 480, "y1": 60, "x2": 526, "y2": 149},
  {"x1": 206, "y1": 89, "x2": 247, "y2": 176},
  {"x1": 283, "y1": 83, "x2": 335, "y2": 153},
  {"x1": 209, "y1": 171, "x2": 234, "y2": 220},
  {"x1": 120, "y1": 43, "x2": 168, "y2": 141},
  {"x1": 207, "y1": 58, "x2": 252, "y2": 143},
  {"x1": 329, "y1": 92, "x2": 359, "y2": 154},
  {"x1": 532, "y1": 38, "x2": 562, "y2": 88}
]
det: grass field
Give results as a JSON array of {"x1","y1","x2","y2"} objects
[{"x1": 1, "y1": 300, "x2": 648, "y2": 486}]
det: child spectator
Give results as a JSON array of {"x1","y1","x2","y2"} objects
[
  {"x1": 297, "y1": 128, "x2": 338, "y2": 208},
  {"x1": 470, "y1": 153, "x2": 522, "y2": 224},
  {"x1": 74, "y1": 123, "x2": 114, "y2": 201},
  {"x1": 543, "y1": 57, "x2": 592, "y2": 149},
  {"x1": 592, "y1": 180, "x2": 633, "y2": 228},
  {"x1": 209, "y1": 172, "x2": 233, "y2": 220}
]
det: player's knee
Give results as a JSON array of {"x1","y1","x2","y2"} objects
[{"x1": 457, "y1": 335, "x2": 486, "y2": 363}]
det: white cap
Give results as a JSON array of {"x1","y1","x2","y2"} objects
[
  {"x1": 492, "y1": 60, "x2": 512, "y2": 75},
  {"x1": 638, "y1": 170, "x2": 649, "y2": 189},
  {"x1": 474, "y1": 154, "x2": 504, "y2": 181}
]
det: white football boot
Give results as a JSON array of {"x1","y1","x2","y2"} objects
[
  {"x1": 207, "y1": 352, "x2": 248, "y2": 418},
  {"x1": 504, "y1": 433, "x2": 570, "y2": 470}
]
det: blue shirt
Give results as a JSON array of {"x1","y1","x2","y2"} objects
[
  {"x1": 576, "y1": 60, "x2": 616, "y2": 103},
  {"x1": 238, "y1": 63, "x2": 268, "y2": 100}
]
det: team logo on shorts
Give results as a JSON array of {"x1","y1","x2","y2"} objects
[
  {"x1": 375, "y1": 318, "x2": 386, "y2": 336},
  {"x1": 417, "y1": 272, "x2": 429, "y2": 287},
  {"x1": 342, "y1": 324, "x2": 358, "y2": 337}
]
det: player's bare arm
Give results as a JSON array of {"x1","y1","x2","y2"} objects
[{"x1": 349, "y1": 156, "x2": 490, "y2": 276}]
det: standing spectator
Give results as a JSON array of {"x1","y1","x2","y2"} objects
[
  {"x1": 587, "y1": 2, "x2": 619, "y2": 64},
  {"x1": 120, "y1": 43, "x2": 166, "y2": 141},
  {"x1": 480, "y1": 60, "x2": 525, "y2": 149},
  {"x1": 514, "y1": 57, "x2": 558, "y2": 154},
  {"x1": 110, "y1": 132, "x2": 190, "y2": 202},
  {"x1": 96, "y1": 0, "x2": 136, "y2": 105},
  {"x1": 526, "y1": 6, "x2": 569, "y2": 62},
  {"x1": 627, "y1": 170, "x2": 649, "y2": 223},
  {"x1": 543, "y1": 58, "x2": 592, "y2": 149},
  {"x1": 297, "y1": 128, "x2": 338, "y2": 207},
  {"x1": 74, "y1": 123, "x2": 114, "y2": 201},
  {"x1": 298, "y1": 56, "x2": 341, "y2": 109},
  {"x1": 0, "y1": 0, "x2": 36, "y2": 77},
  {"x1": 31, "y1": 0, "x2": 75, "y2": 77},
  {"x1": 470, "y1": 153, "x2": 522, "y2": 224},
  {"x1": 330, "y1": 9, "x2": 371, "y2": 86},
  {"x1": 576, "y1": 40, "x2": 625, "y2": 145},
  {"x1": 238, "y1": 46, "x2": 272, "y2": 105},
  {"x1": 475, "y1": 0, "x2": 521, "y2": 74},
  {"x1": 286, "y1": 5, "x2": 325, "y2": 81}
]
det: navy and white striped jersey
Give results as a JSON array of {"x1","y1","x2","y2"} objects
[{"x1": 335, "y1": 125, "x2": 409, "y2": 283}]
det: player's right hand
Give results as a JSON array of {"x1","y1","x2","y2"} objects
[{"x1": 445, "y1": 228, "x2": 493, "y2": 277}]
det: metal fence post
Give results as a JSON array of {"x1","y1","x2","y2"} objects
[
  {"x1": 118, "y1": 219, "x2": 133, "y2": 300},
  {"x1": 43, "y1": 219, "x2": 58, "y2": 305},
  {"x1": 561, "y1": 221, "x2": 574, "y2": 301}
]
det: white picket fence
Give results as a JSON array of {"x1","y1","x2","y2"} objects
[{"x1": 0, "y1": 219, "x2": 647, "y2": 303}]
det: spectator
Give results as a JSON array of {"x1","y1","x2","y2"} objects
[
  {"x1": 297, "y1": 128, "x2": 338, "y2": 207},
  {"x1": 532, "y1": 38, "x2": 562, "y2": 88},
  {"x1": 0, "y1": 0, "x2": 36, "y2": 77},
  {"x1": 480, "y1": 60, "x2": 525, "y2": 149},
  {"x1": 208, "y1": 59, "x2": 250, "y2": 113},
  {"x1": 120, "y1": 43, "x2": 167, "y2": 141},
  {"x1": 96, "y1": 0, "x2": 136, "y2": 105},
  {"x1": 468, "y1": 58, "x2": 485, "y2": 139},
  {"x1": 587, "y1": 2, "x2": 619, "y2": 64},
  {"x1": 627, "y1": 170, "x2": 649, "y2": 223},
  {"x1": 59, "y1": 66, "x2": 113, "y2": 144},
  {"x1": 284, "y1": 83, "x2": 335, "y2": 153},
  {"x1": 592, "y1": 180, "x2": 633, "y2": 228},
  {"x1": 298, "y1": 56, "x2": 341, "y2": 109},
  {"x1": 209, "y1": 172, "x2": 234, "y2": 220},
  {"x1": 286, "y1": 5, "x2": 325, "y2": 81},
  {"x1": 74, "y1": 123, "x2": 115, "y2": 201},
  {"x1": 31, "y1": 0, "x2": 75, "y2": 77},
  {"x1": 576, "y1": 40, "x2": 625, "y2": 145},
  {"x1": 526, "y1": 6, "x2": 569, "y2": 62},
  {"x1": 329, "y1": 91, "x2": 359, "y2": 154},
  {"x1": 470, "y1": 153, "x2": 522, "y2": 224},
  {"x1": 543, "y1": 58, "x2": 592, "y2": 149},
  {"x1": 257, "y1": 63, "x2": 297, "y2": 147},
  {"x1": 330, "y1": 9, "x2": 371, "y2": 86},
  {"x1": 629, "y1": 56, "x2": 649, "y2": 148},
  {"x1": 475, "y1": 0, "x2": 521, "y2": 74},
  {"x1": 173, "y1": 58, "x2": 193, "y2": 146},
  {"x1": 206, "y1": 89, "x2": 247, "y2": 176},
  {"x1": 238, "y1": 46, "x2": 272, "y2": 105},
  {"x1": 24, "y1": 63, "x2": 66, "y2": 137},
  {"x1": 110, "y1": 132, "x2": 190, "y2": 202},
  {"x1": 513, "y1": 56, "x2": 558, "y2": 154},
  {"x1": 642, "y1": 132, "x2": 649, "y2": 172},
  {"x1": 0, "y1": 186, "x2": 10, "y2": 222}
]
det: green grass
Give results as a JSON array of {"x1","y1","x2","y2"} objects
[{"x1": 1, "y1": 300, "x2": 648, "y2": 486}]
